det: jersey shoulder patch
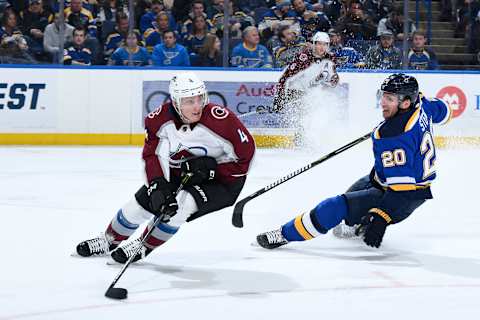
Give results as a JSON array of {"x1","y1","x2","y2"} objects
[{"x1": 208, "y1": 104, "x2": 230, "y2": 120}]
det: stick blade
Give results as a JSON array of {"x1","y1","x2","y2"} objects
[
  {"x1": 105, "y1": 287, "x2": 128, "y2": 300},
  {"x1": 232, "y1": 198, "x2": 249, "y2": 228}
]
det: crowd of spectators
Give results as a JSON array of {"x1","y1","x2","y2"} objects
[{"x1": 0, "y1": 0, "x2": 444, "y2": 69}]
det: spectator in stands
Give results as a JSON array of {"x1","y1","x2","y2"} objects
[
  {"x1": 108, "y1": 31, "x2": 152, "y2": 66},
  {"x1": 328, "y1": 28, "x2": 364, "y2": 68},
  {"x1": 180, "y1": 0, "x2": 213, "y2": 38},
  {"x1": 183, "y1": 15, "x2": 209, "y2": 56},
  {"x1": 273, "y1": 24, "x2": 306, "y2": 67},
  {"x1": 64, "y1": 0, "x2": 97, "y2": 38},
  {"x1": 0, "y1": 8, "x2": 24, "y2": 44},
  {"x1": 140, "y1": 0, "x2": 175, "y2": 33},
  {"x1": 151, "y1": 29, "x2": 190, "y2": 66},
  {"x1": 407, "y1": 30, "x2": 438, "y2": 70},
  {"x1": 362, "y1": 0, "x2": 393, "y2": 24},
  {"x1": 231, "y1": 25, "x2": 273, "y2": 68},
  {"x1": 210, "y1": 1, "x2": 255, "y2": 41},
  {"x1": 97, "y1": 0, "x2": 129, "y2": 25},
  {"x1": 171, "y1": 0, "x2": 191, "y2": 23},
  {"x1": 193, "y1": 33, "x2": 222, "y2": 66},
  {"x1": 323, "y1": 0, "x2": 343, "y2": 24},
  {"x1": 43, "y1": 13, "x2": 74, "y2": 62},
  {"x1": 259, "y1": 0, "x2": 297, "y2": 35},
  {"x1": 104, "y1": 12, "x2": 140, "y2": 58},
  {"x1": 377, "y1": 5, "x2": 415, "y2": 41},
  {"x1": 20, "y1": 0, "x2": 53, "y2": 58},
  {"x1": 64, "y1": 27, "x2": 92, "y2": 65},
  {"x1": 364, "y1": 29, "x2": 401, "y2": 69},
  {"x1": 292, "y1": 0, "x2": 331, "y2": 41},
  {"x1": 334, "y1": 1, "x2": 377, "y2": 41},
  {"x1": 0, "y1": 34, "x2": 37, "y2": 64},
  {"x1": 144, "y1": 11, "x2": 173, "y2": 52},
  {"x1": 236, "y1": 0, "x2": 269, "y2": 17}
]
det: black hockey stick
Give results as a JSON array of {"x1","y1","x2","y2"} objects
[
  {"x1": 105, "y1": 173, "x2": 192, "y2": 300},
  {"x1": 232, "y1": 132, "x2": 372, "y2": 228}
]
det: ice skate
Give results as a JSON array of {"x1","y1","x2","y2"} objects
[
  {"x1": 256, "y1": 228, "x2": 289, "y2": 249},
  {"x1": 76, "y1": 233, "x2": 116, "y2": 257},
  {"x1": 111, "y1": 238, "x2": 152, "y2": 264}
]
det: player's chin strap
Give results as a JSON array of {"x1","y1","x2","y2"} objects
[{"x1": 104, "y1": 173, "x2": 193, "y2": 300}]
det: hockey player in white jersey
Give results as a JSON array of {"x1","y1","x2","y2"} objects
[
  {"x1": 272, "y1": 31, "x2": 339, "y2": 113},
  {"x1": 75, "y1": 72, "x2": 255, "y2": 263}
]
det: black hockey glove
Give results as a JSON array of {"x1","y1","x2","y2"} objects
[
  {"x1": 147, "y1": 177, "x2": 178, "y2": 220},
  {"x1": 356, "y1": 208, "x2": 392, "y2": 248},
  {"x1": 180, "y1": 156, "x2": 217, "y2": 186}
]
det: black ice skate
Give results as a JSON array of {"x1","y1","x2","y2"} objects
[
  {"x1": 111, "y1": 238, "x2": 152, "y2": 264},
  {"x1": 256, "y1": 228, "x2": 288, "y2": 249},
  {"x1": 76, "y1": 233, "x2": 116, "y2": 257}
]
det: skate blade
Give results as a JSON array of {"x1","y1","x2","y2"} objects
[{"x1": 106, "y1": 259, "x2": 145, "y2": 266}]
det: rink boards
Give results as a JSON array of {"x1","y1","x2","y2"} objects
[{"x1": 0, "y1": 66, "x2": 479, "y2": 147}]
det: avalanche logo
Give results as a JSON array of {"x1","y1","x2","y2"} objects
[
  {"x1": 169, "y1": 144, "x2": 208, "y2": 167},
  {"x1": 211, "y1": 105, "x2": 229, "y2": 119},
  {"x1": 436, "y1": 86, "x2": 467, "y2": 118}
]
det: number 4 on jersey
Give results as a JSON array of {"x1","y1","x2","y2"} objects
[{"x1": 237, "y1": 129, "x2": 249, "y2": 143}]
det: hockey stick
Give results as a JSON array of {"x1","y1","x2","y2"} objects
[
  {"x1": 105, "y1": 173, "x2": 192, "y2": 300},
  {"x1": 232, "y1": 132, "x2": 372, "y2": 228}
]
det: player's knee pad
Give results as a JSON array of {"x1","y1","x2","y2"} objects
[
  {"x1": 311, "y1": 195, "x2": 348, "y2": 232},
  {"x1": 168, "y1": 190, "x2": 198, "y2": 228},
  {"x1": 120, "y1": 196, "x2": 152, "y2": 225}
]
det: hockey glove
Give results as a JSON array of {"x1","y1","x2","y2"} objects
[
  {"x1": 357, "y1": 208, "x2": 392, "y2": 248},
  {"x1": 180, "y1": 156, "x2": 217, "y2": 186},
  {"x1": 147, "y1": 177, "x2": 178, "y2": 219}
]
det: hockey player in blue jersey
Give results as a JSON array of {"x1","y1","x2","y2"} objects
[{"x1": 257, "y1": 73, "x2": 452, "y2": 249}]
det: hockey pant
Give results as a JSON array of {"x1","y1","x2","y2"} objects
[
  {"x1": 281, "y1": 176, "x2": 425, "y2": 242},
  {"x1": 106, "y1": 178, "x2": 246, "y2": 250}
]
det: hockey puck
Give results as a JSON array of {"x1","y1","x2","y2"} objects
[{"x1": 105, "y1": 287, "x2": 128, "y2": 300}]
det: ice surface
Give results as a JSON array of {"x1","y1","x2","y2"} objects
[{"x1": 1, "y1": 144, "x2": 479, "y2": 319}]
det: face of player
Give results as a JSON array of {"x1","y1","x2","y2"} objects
[
  {"x1": 413, "y1": 34, "x2": 426, "y2": 50},
  {"x1": 313, "y1": 41, "x2": 328, "y2": 56},
  {"x1": 379, "y1": 92, "x2": 410, "y2": 119},
  {"x1": 179, "y1": 94, "x2": 205, "y2": 123}
]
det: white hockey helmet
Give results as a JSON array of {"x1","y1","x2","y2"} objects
[
  {"x1": 312, "y1": 31, "x2": 330, "y2": 44},
  {"x1": 169, "y1": 72, "x2": 209, "y2": 119}
]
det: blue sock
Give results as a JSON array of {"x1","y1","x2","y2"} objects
[{"x1": 281, "y1": 195, "x2": 348, "y2": 242}]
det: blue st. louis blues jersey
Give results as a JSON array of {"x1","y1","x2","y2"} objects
[{"x1": 372, "y1": 94, "x2": 452, "y2": 192}]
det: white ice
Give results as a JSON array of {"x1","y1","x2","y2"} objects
[{"x1": 1, "y1": 143, "x2": 479, "y2": 319}]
